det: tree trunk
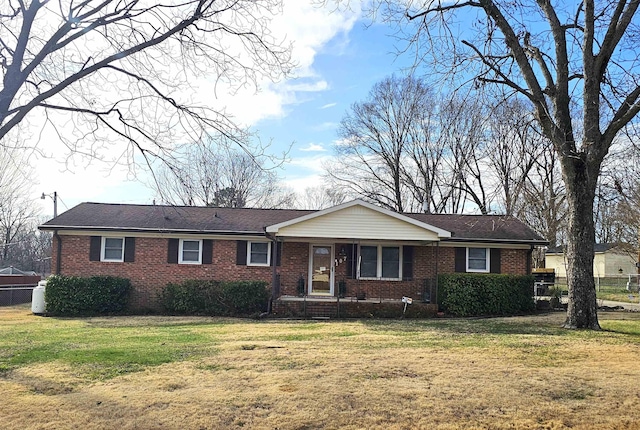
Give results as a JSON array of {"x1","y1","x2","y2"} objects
[{"x1": 562, "y1": 159, "x2": 601, "y2": 330}]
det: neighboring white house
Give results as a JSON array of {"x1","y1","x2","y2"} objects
[{"x1": 545, "y1": 243, "x2": 638, "y2": 278}]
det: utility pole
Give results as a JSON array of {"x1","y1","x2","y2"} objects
[{"x1": 41, "y1": 191, "x2": 58, "y2": 218}]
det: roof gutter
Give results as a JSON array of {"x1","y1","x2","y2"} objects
[
  {"x1": 442, "y1": 237, "x2": 549, "y2": 246},
  {"x1": 38, "y1": 225, "x2": 268, "y2": 236}
]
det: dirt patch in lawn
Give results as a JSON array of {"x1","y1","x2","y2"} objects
[{"x1": 2, "y1": 307, "x2": 640, "y2": 429}]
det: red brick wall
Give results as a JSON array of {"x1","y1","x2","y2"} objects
[
  {"x1": 276, "y1": 243, "x2": 530, "y2": 300},
  {"x1": 432, "y1": 247, "x2": 528, "y2": 274},
  {"x1": 53, "y1": 235, "x2": 532, "y2": 310},
  {"x1": 500, "y1": 248, "x2": 529, "y2": 274},
  {"x1": 54, "y1": 235, "x2": 274, "y2": 310},
  {"x1": 278, "y1": 242, "x2": 309, "y2": 296}
]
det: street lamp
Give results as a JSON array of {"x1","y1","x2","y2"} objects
[{"x1": 41, "y1": 191, "x2": 58, "y2": 218}]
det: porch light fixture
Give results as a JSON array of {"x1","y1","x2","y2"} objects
[{"x1": 339, "y1": 246, "x2": 347, "y2": 258}]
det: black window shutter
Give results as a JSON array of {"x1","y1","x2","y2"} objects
[
  {"x1": 124, "y1": 237, "x2": 135, "y2": 262},
  {"x1": 345, "y1": 244, "x2": 355, "y2": 279},
  {"x1": 236, "y1": 240, "x2": 247, "y2": 265},
  {"x1": 89, "y1": 236, "x2": 101, "y2": 261},
  {"x1": 490, "y1": 248, "x2": 501, "y2": 273},
  {"x1": 202, "y1": 239, "x2": 213, "y2": 264},
  {"x1": 167, "y1": 238, "x2": 179, "y2": 264},
  {"x1": 402, "y1": 245, "x2": 414, "y2": 281},
  {"x1": 454, "y1": 247, "x2": 466, "y2": 273}
]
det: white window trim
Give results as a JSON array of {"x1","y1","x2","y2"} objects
[
  {"x1": 247, "y1": 241, "x2": 271, "y2": 266},
  {"x1": 101, "y1": 236, "x2": 125, "y2": 262},
  {"x1": 466, "y1": 247, "x2": 490, "y2": 273},
  {"x1": 179, "y1": 239, "x2": 202, "y2": 265},
  {"x1": 357, "y1": 244, "x2": 402, "y2": 281}
]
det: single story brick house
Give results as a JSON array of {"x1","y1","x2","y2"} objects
[{"x1": 39, "y1": 199, "x2": 546, "y2": 316}]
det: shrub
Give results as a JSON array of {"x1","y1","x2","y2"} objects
[
  {"x1": 160, "y1": 280, "x2": 270, "y2": 316},
  {"x1": 438, "y1": 273, "x2": 535, "y2": 317},
  {"x1": 45, "y1": 275, "x2": 131, "y2": 316}
]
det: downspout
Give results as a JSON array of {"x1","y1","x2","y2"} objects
[
  {"x1": 527, "y1": 245, "x2": 534, "y2": 274},
  {"x1": 264, "y1": 229, "x2": 278, "y2": 315},
  {"x1": 435, "y1": 242, "x2": 439, "y2": 306},
  {"x1": 54, "y1": 230, "x2": 62, "y2": 275}
]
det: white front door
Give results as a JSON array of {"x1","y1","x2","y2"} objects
[{"x1": 309, "y1": 244, "x2": 334, "y2": 295}]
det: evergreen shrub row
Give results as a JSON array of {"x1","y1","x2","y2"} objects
[
  {"x1": 45, "y1": 275, "x2": 131, "y2": 316},
  {"x1": 159, "y1": 280, "x2": 270, "y2": 316},
  {"x1": 438, "y1": 273, "x2": 535, "y2": 317}
]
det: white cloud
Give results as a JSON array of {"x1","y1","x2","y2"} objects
[
  {"x1": 196, "y1": 1, "x2": 362, "y2": 127},
  {"x1": 300, "y1": 143, "x2": 327, "y2": 152},
  {"x1": 320, "y1": 102, "x2": 337, "y2": 109},
  {"x1": 333, "y1": 137, "x2": 352, "y2": 147},
  {"x1": 33, "y1": 1, "x2": 363, "y2": 210}
]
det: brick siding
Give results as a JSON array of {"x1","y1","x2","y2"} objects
[
  {"x1": 54, "y1": 235, "x2": 273, "y2": 310},
  {"x1": 53, "y1": 235, "x2": 532, "y2": 311}
]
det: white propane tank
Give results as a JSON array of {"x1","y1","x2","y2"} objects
[{"x1": 31, "y1": 280, "x2": 47, "y2": 314}]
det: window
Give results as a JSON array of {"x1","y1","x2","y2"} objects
[
  {"x1": 101, "y1": 237, "x2": 124, "y2": 262},
  {"x1": 381, "y1": 246, "x2": 400, "y2": 278},
  {"x1": 358, "y1": 245, "x2": 401, "y2": 280},
  {"x1": 467, "y1": 247, "x2": 489, "y2": 272},
  {"x1": 248, "y1": 241, "x2": 271, "y2": 266},
  {"x1": 179, "y1": 239, "x2": 202, "y2": 264},
  {"x1": 360, "y1": 246, "x2": 378, "y2": 278}
]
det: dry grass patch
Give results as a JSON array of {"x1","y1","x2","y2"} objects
[{"x1": 2, "y1": 305, "x2": 640, "y2": 429}]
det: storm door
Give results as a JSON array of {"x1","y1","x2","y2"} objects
[{"x1": 309, "y1": 245, "x2": 334, "y2": 295}]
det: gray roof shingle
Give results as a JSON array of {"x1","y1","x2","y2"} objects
[
  {"x1": 40, "y1": 202, "x2": 546, "y2": 243},
  {"x1": 40, "y1": 202, "x2": 314, "y2": 234}
]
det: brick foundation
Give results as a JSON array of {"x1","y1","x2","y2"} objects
[{"x1": 272, "y1": 298, "x2": 438, "y2": 319}]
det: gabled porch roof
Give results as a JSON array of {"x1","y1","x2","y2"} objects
[{"x1": 265, "y1": 200, "x2": 451, "y2": 242}]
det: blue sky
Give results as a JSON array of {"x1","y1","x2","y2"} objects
[
  {"x1": 35, "y1": 2, "x2": 419, "y2": 217},
  {"x1": 257, "y1": 20, "x2": 417, "y2": 190}
]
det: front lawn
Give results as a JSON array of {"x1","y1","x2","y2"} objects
[{"x1": 2, "y1": 305, "x2": 640, "y2": 429}]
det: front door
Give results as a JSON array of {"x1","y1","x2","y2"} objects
[{"x1": 309, "y1": 245, "x2": 334, "y2": 295}]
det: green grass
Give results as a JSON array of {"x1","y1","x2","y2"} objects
[
  {"x1": 0, "y1": 311, "x2": 217, "y2": 379},
  {"x1": 4, "y1": 306, "x2": 640, "y2": 429},
  {"x1": 597, "y1": 288, "x2": 640, "y2": 303},
  {"x1": 2, "y1": 306, "x2": 640, "y2": 381}
]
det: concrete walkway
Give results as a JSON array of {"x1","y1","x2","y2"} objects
[{"x1": 599, "y1": 299, "x2": 640, "y2": 311}]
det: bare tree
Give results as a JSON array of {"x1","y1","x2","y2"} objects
[
  {"x1": 296, "y1": 185, "x2": 346, "y2": 210},
  {"x1": 0, "y1": 146, "x2": 39, "y2": 265},
  {"x1": 402, "y1": 92, "x2": 453, "y2": 214},
  {"x1": 486, "y1": 97, "x2": 543, "y2": 216},
  {"x1": 438, "y1": 95, "x2": 491, "y2": 214},
  {"x1": 0, "y1": 0, "x2": 292, "y2": 167},
  {"x1": 155, "y1": 142, "x2": 295, "y2": 209},
  {"x1": 517, "y1": 141, "x2": 567, "y2": 248},
  {"x1": 598, "y1": 143, "x2": 640, "y2": 247},
  {"x1": 327, "y1": 75, "x2": 438, "y2": 213},
  {"x1": 2, "y1": 219, "x2": 52, "y2": 274},
  {"x1": 326, "y1": 75, "x2": 543, "y2": 216},
  {"x1": 362, "y1": 0, "x2": 640, "y2": 329}
]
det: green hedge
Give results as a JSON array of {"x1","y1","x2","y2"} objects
[
  {"x1": 45, "y1": 275, "x2": 131, "y2": 316},
  {"x1": 438, "y1": 273, "x2": 535, "y2": 317},
  {"x1": 159, "y1": 280, "x2": 270, "y2": 316}
]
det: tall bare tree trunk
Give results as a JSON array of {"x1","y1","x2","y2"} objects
[{"x1": 562, "y1": 157, "x2": 600, "y2": 329}]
